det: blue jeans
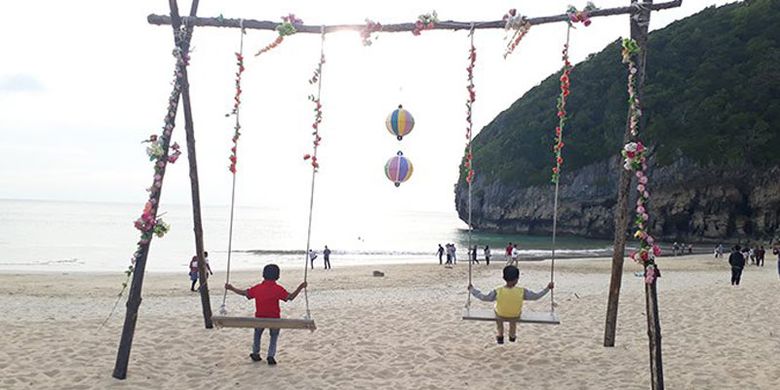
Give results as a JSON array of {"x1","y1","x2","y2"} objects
[{"x1": 252, "y1": 328, "x2": 280, "y2": 358}]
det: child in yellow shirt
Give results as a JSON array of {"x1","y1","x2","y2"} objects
[{"x1": 468, "y1": 265, "x2": 554, "y2": 344}]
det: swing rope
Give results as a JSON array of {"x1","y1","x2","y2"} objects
[
  {"x1": 550, "y1": 24, "x2": 573, "y2": 313},
  {"x1": 220, "y1": 20, "x2": 245, "y2": 315},
  {"x1": 301, "y1": 26, "x2": 326, "y2": 320},
  {"x1": 465, "y1": 24, "x2": 476, "y2": 309}
]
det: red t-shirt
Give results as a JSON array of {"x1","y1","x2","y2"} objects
[
  {"x1": 505, "y1": 245, "x2": 513, "y2": 256},
  {"x1": 247, "y1": 280, "x2": 289, "y2": 318}
]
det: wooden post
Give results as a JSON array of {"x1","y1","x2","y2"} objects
[
  {"x1": 111, "y1": 0, "x2": 201, "y2": 380},
  {"x1": 604, "y1": 0, "x2": 653, "y2": 348},
  {"x1": 168, "y1": 0, "x2": 213, "y2": 329},
  {"x1": 646, "y1": 277, "x2": 665, "y2": 389}
]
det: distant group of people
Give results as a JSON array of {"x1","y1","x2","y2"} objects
[
  {"x1": 308, "y1": 246, "x2": 332, "y2": 270},
  {"x1": 671, "y1": 242, "x2": 693, "y2": 256},
  {"x1": 726, "y1": 243, "x2": 780, "y2": 285},
  {"x1": 188, "y1": 251, "x2": 213, "y2": 292},
  {"x1": 436, "y1": 242, "x2": 525, "y2": 266}
]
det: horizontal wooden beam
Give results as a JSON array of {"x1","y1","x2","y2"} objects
[{"x1": 147, "y1": 1, "x2": 682, "y2": 33}]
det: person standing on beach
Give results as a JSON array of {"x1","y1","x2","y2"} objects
[
  {"x1": 204, "y1": 251, "x2": 213, "y2": 279},
  {"x1": 774, "y1": 245, "x2": 780, "y2": 278},
  {"x1": 452, "y1": 243, "x2": 458, "y2": 265},
  {"x1": 189, "y1": 255, "x2": 199, "y2": 291},
  {"x1": 445, "y1": 244, "x2": 453, "y2": 265},
  {"x1": 323, "y1": 246, "x2": 332, "y2": 270},
  {"x1": 225, "y1": 264, "x2": 306, "y2": 365},
  {"x1": 756, "y1": 246, "x2": 765, "y2": 267},
  {"x1": 729, "y1": 245, "x2": 746, "y2": 286},
  {"x1": 308, "y1": 249, "x2": 318, "y2": 270},
  {"x1": 437, "y1": 244, "x2": 444, "y2": 265},
  {"x1": 510, "y1": 244, "x2": 520, "y2": 266},
  {"x1": 484, "y1": 245, "x2": 491, "y2": 266},
  {"x1": 505, "y1": 243, "x2": 513, "y2": 263}
]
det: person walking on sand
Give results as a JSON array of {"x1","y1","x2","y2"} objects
[
  {"x1": 323, "y1": 245, "x2": 332, "y2": 270},
  {"x1": 308, "y1": 249, "x2": 318, "y2": 270},
  {"x1": 729, "y1": 245, "x2": 746, "y2": 286},
  {"x1": 470, "y1": 245, "x2": 479, "y2": 264},
  {"x1": 484, "y1": 245, "x2": 491, "y2": 266},
  {"x1": 757, "y1": 245, "x2": 765, "y2": 267},
  {"x1": 437, "y1": 244, "x2": 444, "y2": 265}
]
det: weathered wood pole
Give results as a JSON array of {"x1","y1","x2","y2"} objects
[
  {"x1": 111, "y1": 0, "x2": 201, "y2": 380},
  {"x1": 646, "y1": 275, "x2": 664, "y2": 389},
  {"x1": 604, "y1": 0, "x2": 653, "y2": 348},
  {"x1": 167, "y1": 0, "x2": 213, "y2": 329}
]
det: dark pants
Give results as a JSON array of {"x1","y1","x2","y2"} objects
[
  {"x1": 324, "y1": 257, "x2": 331, "y2": 269},
  {"x1": 438, "y1": 254, "x2": 443, "y2": 265},
  {"x1": 485, "y1": 256, "x2": 490, "y2": 266},
  {"x1": 731, "y1": 267, "x2": 743, "y2": 285},
  {"x1": 445, "y1": 254, "x2": 452, "y2": 265}
]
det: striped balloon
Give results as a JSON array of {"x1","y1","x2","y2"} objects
[
  {"x1": 385, "y1": 105, "x2": 415, "y2": 140},
  {"x1": 385, "y1": 152, "x2": 414, "y2": 187}
]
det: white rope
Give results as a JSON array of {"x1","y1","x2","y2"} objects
[
  {"x1": 220, "y1": 19, "x2": 245, "y2": 316},
  {"x1": 301, "y1": 26, "x2": 326, "y2": 320}
]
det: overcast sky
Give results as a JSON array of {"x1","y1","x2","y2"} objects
[{"x1": 0, "y1": 0, "x2": 735, "y2": 217}]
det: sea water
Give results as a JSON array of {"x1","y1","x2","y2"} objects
[{"x1": 0, "y1": 199, "x2": 612, "y2": 273}]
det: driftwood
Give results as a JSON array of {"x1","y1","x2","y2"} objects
[{"x1": 146, "y1": 1, "x2": 682, "y2": 33}]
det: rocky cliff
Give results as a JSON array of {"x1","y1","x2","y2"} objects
[{"x1": 456, "y1": 157, "x2": 780, "y2": 241}]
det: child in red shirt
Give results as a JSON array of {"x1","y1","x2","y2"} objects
[{"x1": 225, "y1": 264, "x2": 306, "y2": 365}]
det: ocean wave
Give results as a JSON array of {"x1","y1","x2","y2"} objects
[{"x1": 0, "y1": 258, "x2": 82, "y2": 266}]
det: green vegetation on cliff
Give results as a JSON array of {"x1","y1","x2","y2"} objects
[{"x1": 466, "y1": 0, "x2": 780, "y2": 188}]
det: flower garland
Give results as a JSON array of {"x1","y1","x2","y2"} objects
[
  {"x1": 463, "y1": 29, "x2": 476, "y2": 185},
  {"x1": 360, "y1": 19, "x2": 382, "y2": 46},
  {"x1": 502, "y1": 9, "x2": 532, "y2": 59},
  {"x1": 303, "y1": 32, "x2": 326, "y2": 171},
  {"x1": 227, "y1": 27, "x2": 246, "y2": 174},
  {"x1": 125, "y1": 27, "x2": 191, "y2": 285},
  {"x1": 551, "y1": 29, "x2": 572, "y2": 184},
  {"x1": 255, "y1": 14, "x2": 302, "y2": 56},
  {"x1": 567, "y1": 2, "x2": 599, "y2": 26},
  {"x1": 620, "y1": 38, "x2": 661, "y2": 284},
  {"x1": 412, "y1": 11, "x2": 438, "y2": 36}
]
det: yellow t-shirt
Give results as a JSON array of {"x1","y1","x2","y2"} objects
[{"x1": 495, "y1": 286, "x2": 524, "y2": 318}]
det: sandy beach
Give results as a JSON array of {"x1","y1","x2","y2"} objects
[{"x1": 1, "y1": 254, "x2": 779, "y2": 389}]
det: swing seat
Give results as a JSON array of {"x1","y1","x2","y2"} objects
[
  {"x1": 462, "y1": 308, "x2": 560, "y2": 325},
  {"x1": 212, "y1": 316, "x2": 317, "y2": 330}
]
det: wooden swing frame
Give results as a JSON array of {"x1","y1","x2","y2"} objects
[{"x1": 113, "y1": 2, "x2": 681, "y2": 389}]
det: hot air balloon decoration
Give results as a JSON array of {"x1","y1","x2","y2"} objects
[
  {"x1": 385, "y1": 105, "x2": 415, "y2": 141},
  {"x1": 385, "y1": 151, "x2": 414, "y2": 187}
]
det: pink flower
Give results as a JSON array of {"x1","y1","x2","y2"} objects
[
  {"x1": 652, "y1": 245, "x2": 662, "y2": 256},
  {"x1": 639, "y1": 176, "x2": 648, "y2": 184},
  {"x1": 645, "y1": 266, "x2": 656, "y2": 284},
  {"x1": 637, "y1": 184, "x2": 645, "y2": 192},
  {"x1": 637, "y1": 206, "x2": 646, "y2": 214}
]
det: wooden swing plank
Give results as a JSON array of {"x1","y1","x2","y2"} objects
[
  {"x1": 211, "y1": 316, "x2": 317, "y2": 330},
  {"x1": 462, "y1": 308, "x2": 560, "y2": 325}
]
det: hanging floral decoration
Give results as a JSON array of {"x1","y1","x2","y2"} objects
[
  {"x1": 550, "y1": 30, "x2": 572, "y2": 184},
  {"x1": 227, "y1": 28, "x2": 246, "y2": 174},
  {"x1": 412, "y1": 11, "x2": 438, "y2": 36},
  {"x1": 502, "y1": 9, "x2": 532, "y2": 59},
  {"x1": 567, "y1": 2, "x2": 599, "y2": 26},
  {"x1": 128, "y1": 27, "x2": 192, "y2": 275},
  {"x1": 620, "y1": 38, "x2": 661, "y2": 284},
  {"x1": 360, "y1": 19, "x2": 382, "y2": 46},
  {"x1": 304, "y1": 35, "x2": 326, "y2": 171},
  {"x1": 256, "y1": 14, "x2": 303, "y2": 56},
  {"x1": 463, "y1": 32, "x2": 477, "y2": 185}
]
